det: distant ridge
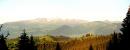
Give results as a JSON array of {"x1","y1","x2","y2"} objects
[{"x1": 0, "y1": 18, "x2": 121, "y2": 38}]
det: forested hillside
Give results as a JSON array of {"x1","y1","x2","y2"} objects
[{"x1": 7, "y1": 34, "x2": 111, "y2": 50}]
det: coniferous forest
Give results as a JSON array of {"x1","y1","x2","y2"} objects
[{"x1": 0, "y1": 7, "x2": 130, "y2": 50}]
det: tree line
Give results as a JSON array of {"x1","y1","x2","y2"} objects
[{"x1": 0, "y1": 25, "x2": 61, "y2": 50}]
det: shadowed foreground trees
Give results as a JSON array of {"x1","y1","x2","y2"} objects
[
  {"x1": 120, "y1": 7, "x2": 130, "y2": 50},
  {"x1": 0, "y1": 34, "x2": 9, "y2": 50},
  {"x1": 18, "y1": 29, "x2": 30, "y2": 50},
  {"x1": 18, "y1": 29, "x2": 37, "y2": 50},
  {"x1": 0, "y1": 24, "x2": 9, "y2": 50},
  {"x1": 107, "y1": 32, "x2": 120, "y2": 50},
  {"x1": 56, "y1": 42, "x2": 61, "y2": 50},
  {"x1": 89, "y1": 45, "x2": 93, "y2": 50},
  {"x1": 107, "y1": 7, "x2": 130, "y2": 50},
  {"x1": 30, "y1": 35, "x2": 37, "y2": 50},
  {"x1": 0, "y1": 25, "x2": 37, "y2": 50}
]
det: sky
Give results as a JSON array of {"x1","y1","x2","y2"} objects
[{"x1": 0, "y1": 0, "x2": 130, "y2": 24}]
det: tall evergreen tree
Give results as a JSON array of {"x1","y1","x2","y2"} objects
[
  {"x1": 43, "y1": 43, "x2": 46, "y2": 50},
  {"x1": 120, "y1": 6, "x2": 130, "y2": 50},
  {"x1": 18, "y1": 29, "x2": 30, "y2": 50},
  {"x1": 0, "y1": 34, "x2": 9, "y2": 50},
  {"x1": 89, "y1": 45, "x2": 93, "y2": 50},
  {"x1": 107, "y1": 32, "x2": 120, "y2": 50},
  {"x1": 30, "y1": 35, "x2": 37, "y2": 50},
  {"x1": 107, "y1": 6, "x2": 130, "y2": 50},
  {"x1": 56, "y1": 42, "x2": 61, "y2": 50},
  {"x1": 0, "y1": 24, "x2": 9, "y2": 50}
]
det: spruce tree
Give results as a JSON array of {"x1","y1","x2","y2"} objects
[
  {"x1": 120, "y1": 7, "x2": 130, "y2": 50},
  {"x1": 56, "y1": 42, "x2": 61, "y2": 50},
  {"x1": 107, "y1": 7, "x2": 130, "y2": 50},
  {"x1": 107, "y1": 32, "x2": 119, "y2": 50},
  {"x1": 30, "y1": 35, "x2": 37, "y2": 50},
  {"x1": 89, "y1": 45, "x2": 93, "y2": 50},
  {"x1": 0, "y1": 34, "x2": 9, "y2": 50},
  {"x1": 43, "y1": 43, "x2": 46, "y2": 50},
  {"x1": 18, "y1": 29, "x2": 30, "y2": 50}
]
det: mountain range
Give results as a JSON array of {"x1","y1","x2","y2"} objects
[{"x1": 0, "y1": 18, "x2": 122, "y2": 38}]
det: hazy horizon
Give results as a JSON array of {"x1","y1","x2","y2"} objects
[
  {"x1": 0, "y1": 17, "x2": 123, "y2": 24},
  {"x1": 0, "y1": 0, "x2": 130, "y2": 24}
]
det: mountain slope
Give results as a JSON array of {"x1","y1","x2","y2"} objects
[{"x1": 0, "y1": 18, "x2": 121, "y2": 38}]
